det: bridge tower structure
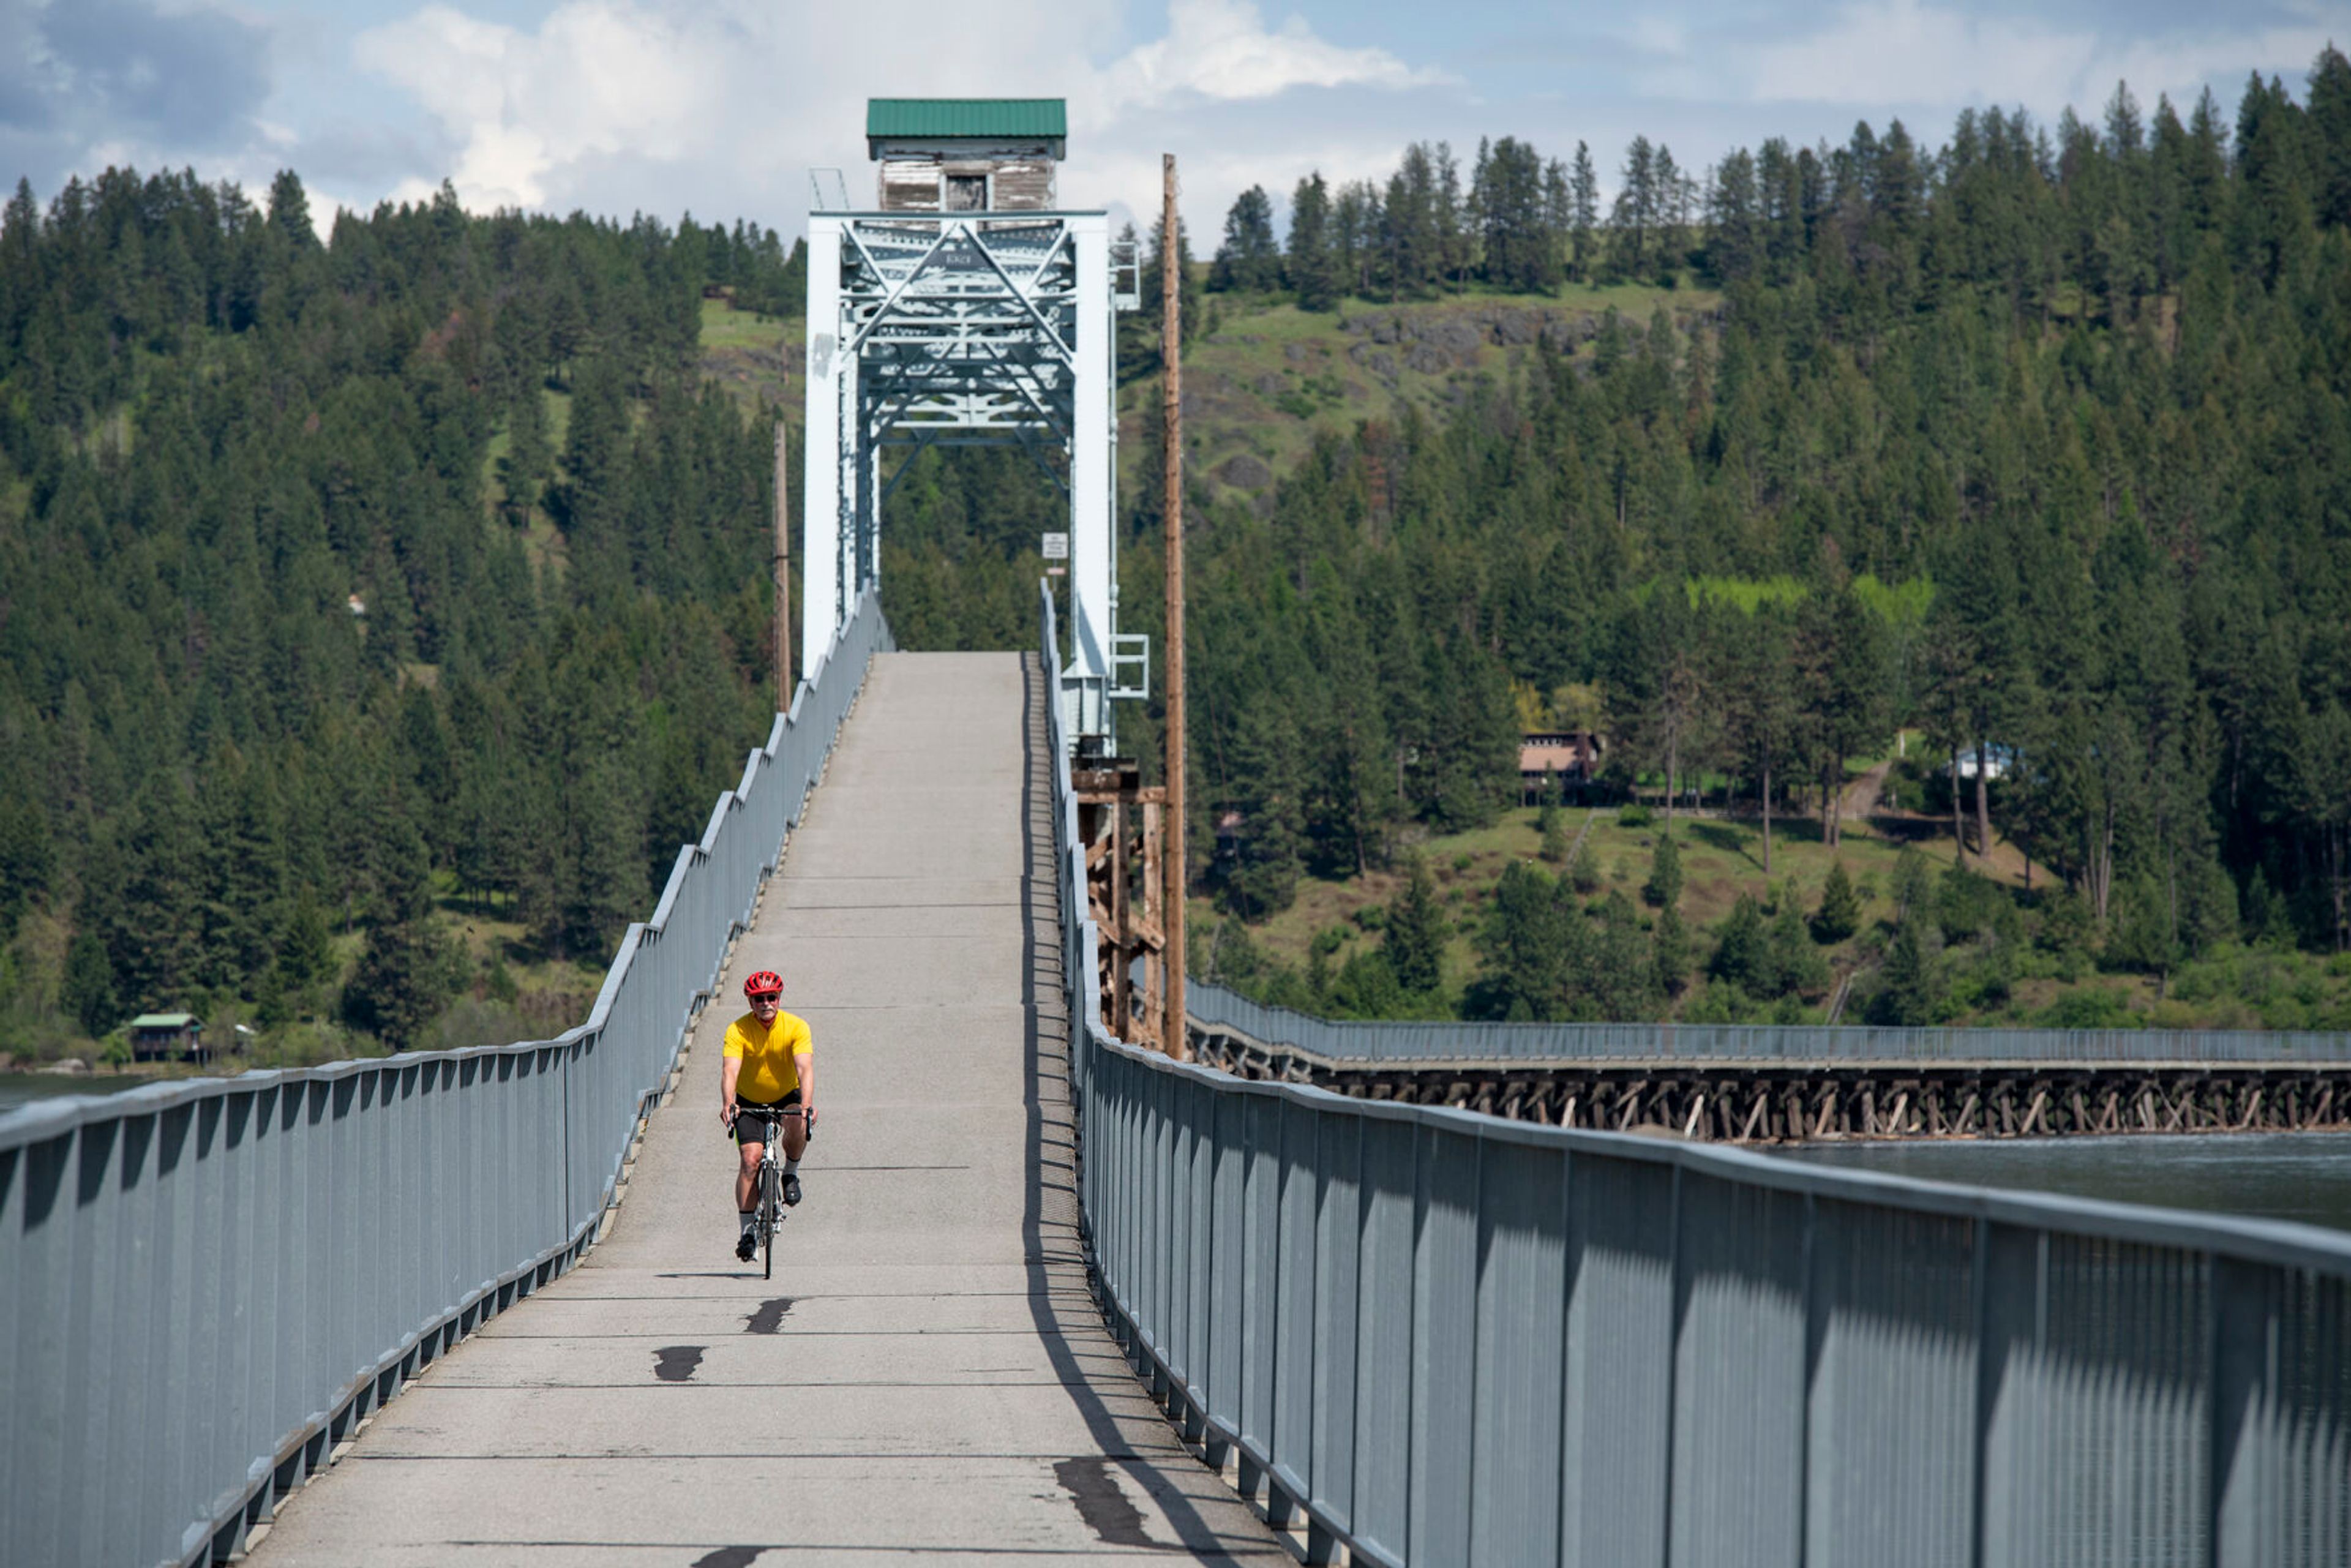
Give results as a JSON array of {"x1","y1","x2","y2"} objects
[{"x1": 802, "y1": 99, "x2": 1143, "y2": 746}]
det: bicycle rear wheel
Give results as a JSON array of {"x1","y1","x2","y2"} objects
[{"x1": 761, "y1": 1161, "x2": 780, "y2": 1280}]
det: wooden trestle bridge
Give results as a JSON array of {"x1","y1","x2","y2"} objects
[{"x1": 1188, "y1": 1022, "x2": 2351, "y2": 1144}]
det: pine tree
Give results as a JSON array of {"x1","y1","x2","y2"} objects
[
  {"x1": 0, "y1": 787, "x2": 50, "y2": 942},
  {"x1": 1384, "y1": 857, "x2": 1447, "y2": 994},
  {"x1": 2309, "y1": 45, "x2": 2351, "y2": 227},
  {"x1": 1813, "y1": 860, "x2": 1861, "y2": 943},
  {"x1": 1706, "y1": 149, "x2": 1762, "y2": 283},
  {"x1": 340, "y1": 820, "x2": 457, "y2": 1051},
  {"x1": 1709, "y1": 893, "x2": 1771, "y2": 996},
  {"x1": 1142, "y1": 204, "x2": 1203, "y2": 350},
  {"x1": 1891, "y1": 846, "x2": 1931, "y2": 925},
  {"x1": 1652, "y1": 904, "x2": 1690, "y2": 1000},
  {"x1": 1567, "y1": 141, "x2": 1599, "y2": 282},
  {"x1": 275, "y1": 893, "x2": 334, "y2": 1004},
  {"x1": 266, "y1": 170, "x2": 315, "y2": 247},
  {"x1": 1382, "y1": 143, "x2": 1443, "y2": 295},
  {"x1": 1215, "y1": 696, "x2": 1305, "y2": 920},
  {"x1": 1433, "y1": 141, "x2": 1470, "y2": 288},
  {"x1": 1568, "y1": 837, "x2": 1602, "y2": 895},
  {"x1": 1643, "y1": 831, "x2": 1684, "y2": 910},
  {"x1": 1475, "y1": 858, "x2": 1565, "y2": 1019},
  {"x1": 1719, "y1": 606, "x2": 1798, "y2": 874},
  {"x1": 1870, "y1": 913, "x2": 1943, "y2": 1026},
  {"x1": 1475, "y1": 136, "x2": 1552, "y2": 290},
  {"x1": 1210, "y1": 186, "x2": 1281, "y2": 292},
  {"x1": 1768, "y1": 901, "x2": 1827, "y2": 997},
  {"x1": 564, "y1": 755, "x2": 648, "y2": 959},
  {"x1": 1288, "y1": 173, "x2": 1339, "y2": 310},
  {"x1": 502, "y1": 383, "x2": 553, "y2": 525},
  {"x1": 62, "y1": 932, "x2": 119, "y2": 1038},
  {"x1": 1612, "y1": 136, "x2": 1657, "y2": 280},
  {"x1": 1589, "y1": 889, "x2": 1658, "y2": 1018}
]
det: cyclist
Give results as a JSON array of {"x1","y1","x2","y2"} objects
[{"x1": 720, "y1": 969, "x2": 815, "y2": 1262}]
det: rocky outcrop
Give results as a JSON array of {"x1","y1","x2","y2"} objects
[
  {"x1": 1337, "y1": 304, "x2": 1609, "y2": 376},
  {"x1": 1214, "y1": 453, "x2": 1274, "y2": 490}
]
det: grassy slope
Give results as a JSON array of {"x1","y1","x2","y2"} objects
[
  {"x1": 699, "y1": 294, "x2": 798, "y2": 408},
  {"x1": 1216, "y1": 788, "x2": 2351, "y2": 1030},
  {"x1": 1207, "y1": 803, "x2": 1923, "y2": 1007},
  {"x1": 1163, "y1": 280, "x2": 1719, "y2": 500},
  {"x1": 691, "y1": 277, "x2": 1723, "y2": 498}
]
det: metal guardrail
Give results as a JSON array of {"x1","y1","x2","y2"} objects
[
  {"x1": 1046, "y1": 588, "x2": 2351, "y2": 1566},
  {"x1": 1187, "y1": 981, "x2": 2351, "y2": 1065},
  {"x1": 0, "y1": 590, "x2": 891, "y2": 1568}
]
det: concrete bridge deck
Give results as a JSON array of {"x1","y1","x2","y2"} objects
[{"x1": 249, "y1": 653, "x2": 1284, "y2": 1566}]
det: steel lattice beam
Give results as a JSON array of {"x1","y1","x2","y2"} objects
[{"x1": 804, "y1": 209, "x2": 1134, "y2": 743}]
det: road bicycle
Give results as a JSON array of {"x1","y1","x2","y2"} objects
[{"x1": 730, "y1": 1105, "x2": 808, "y2": 1280}]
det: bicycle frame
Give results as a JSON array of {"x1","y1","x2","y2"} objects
[{"x1": 735, "y1": 1105, "x2": 803, "y2": 1280}]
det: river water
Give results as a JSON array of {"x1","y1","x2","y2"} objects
[
  {"x1": 1782, "y1": 1131, "x2": 2351, "y2": 1236},
  {"x1": 0, "y1": 1071, "x2": 159, "y2": 1116}
]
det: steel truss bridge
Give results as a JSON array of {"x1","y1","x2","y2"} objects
[{"x1": 803, "y1": 203, "x2": 1144, "y2": 746}]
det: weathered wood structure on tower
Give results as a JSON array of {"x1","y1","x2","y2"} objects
[{"x1": 868, "y1": 99, "x2": 1062, "y2": 211}]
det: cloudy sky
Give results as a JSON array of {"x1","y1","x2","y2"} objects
[{"x1": 2, "y1": 0, "x2": 2344, "y2": 239}]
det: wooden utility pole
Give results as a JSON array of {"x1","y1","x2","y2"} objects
[
  {"x1": 773, "y1": 413, "x2": 792, "y2": 709},
  {"x1": 1161, "y1": 154, "x2": 1188, "y2": 1063}
]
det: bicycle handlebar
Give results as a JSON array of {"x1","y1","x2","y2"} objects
[{"x1": 723, "y1": 1104, "x2": 816, "y2": 1139}]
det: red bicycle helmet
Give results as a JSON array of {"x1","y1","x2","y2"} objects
[{"x1": 743, "y1": 970, "x2": 783, "y2": 999}]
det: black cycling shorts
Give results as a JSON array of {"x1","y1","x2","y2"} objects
[{"x1": 733, "y1": 1091, "x2": 802, "y2": 1146}]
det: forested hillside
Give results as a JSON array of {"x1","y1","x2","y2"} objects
[
  {"x1": 9, "y1": 55, "x2": 2351, "y2": 1055},
  {"x1": 0, "y1": 171, "x2": 803, "y2": 1057},
  {"x1": 884, "y1": 57, "x2": 2351, "y2": 1027}
]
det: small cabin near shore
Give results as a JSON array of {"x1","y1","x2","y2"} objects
[
  {"x1": 867, "y1": 98, "x2": 1065, "y2": 212},
  {"x1": 1520, "y1": 731, "x2": 1605, "y2": 802},
  {"x1": 129, "y1": 1013, "x2": 206, "y2": 1063}
]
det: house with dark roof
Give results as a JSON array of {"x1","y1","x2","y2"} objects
[
  {"x1": 128, "y1": 1013, "x2": 206, "y2": 1063},
  {"x1": 1519, "y1": 731, "x2": 1605, "y2": 802}
]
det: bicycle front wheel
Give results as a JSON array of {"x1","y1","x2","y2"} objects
[{"x1": 761, "y1": 1163, "x2": 780, "y2": 1280}]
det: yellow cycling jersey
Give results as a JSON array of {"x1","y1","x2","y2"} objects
[{"x1": 723, "y1": 1009, "x2": 811, "y2": 1101}]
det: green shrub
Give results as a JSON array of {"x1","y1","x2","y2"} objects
[
  {"x1": 1538, "y1": 801, "x2": 1567, "y2": 862},
  {"x1": 2037, "y1": 988, "x2": 2140, "y2": 1030},
  {"x1": 1643, "y1": 833, "x2": 1684, "y2": 910},
  {"x1": 1679, "y1": 980, "x2": 1757, "y2": 1024}
]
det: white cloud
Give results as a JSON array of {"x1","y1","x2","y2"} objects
[
  {"x1": 1750, "y1": 0, "x2": 2340, "y2": 113},
  {"x1": 354, "y1": 1, "x2": 714, "y2": 209},
  {"x1": 1097, "y1": 0, "x2": 1444, "y2": 111},
  {"x1": 348, "y1": 0, "x2": 1444, "y2": 226}
]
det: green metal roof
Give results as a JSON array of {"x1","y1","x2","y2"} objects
[
  {"x1": 129, "y1": 1013, "x2": 199, "y2": 1029},
  {"x1": 866, "y1": 99, "x2": 1067, "y2": 140}
]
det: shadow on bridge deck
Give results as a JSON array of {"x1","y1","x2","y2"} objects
[{"x1": 248, "y1": 653, "x2": 1286, "y2": 1566}]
